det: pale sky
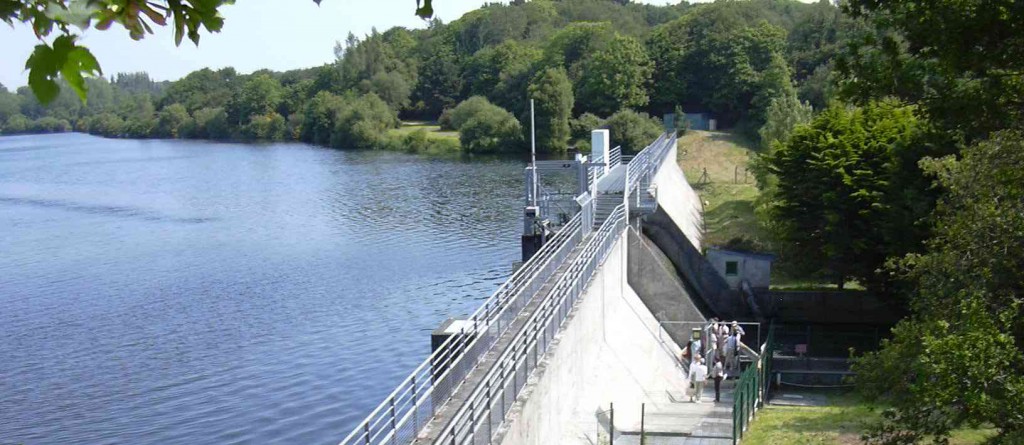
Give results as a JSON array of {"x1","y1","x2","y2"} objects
[{"x1": 0, "y1": 0, "x2": 680, "y2": 90}]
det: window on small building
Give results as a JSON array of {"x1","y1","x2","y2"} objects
[{"x1": 725, "y1": 261, "x2": 738, "y2": 276}]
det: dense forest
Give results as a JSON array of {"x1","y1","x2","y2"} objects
[
  {"x1": 0, "y1": 0, "x2": 849, "y2": 154},
  {"x1": 4, "y1": 0, "x2": 1024, "y2": 442}
]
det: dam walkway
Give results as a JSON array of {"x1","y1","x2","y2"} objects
[{"x1": 337, "y1": 132, "x2": 768, "y2": 445}]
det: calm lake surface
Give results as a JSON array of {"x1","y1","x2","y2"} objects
[{"x1": 0, "y1": 133, "x2": 523, "y2": 444}]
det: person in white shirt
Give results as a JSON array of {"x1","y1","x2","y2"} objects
[
  {"x1": 711, "y1": 357, "x2": 725, "y2": 402},
  {"x1": 688, "y1": 357, "x2": 708, "y2": 403}
]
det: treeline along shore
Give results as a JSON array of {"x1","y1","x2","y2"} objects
[{"x1": 1, "y1": 0, "x2": 846, "y2": 154}]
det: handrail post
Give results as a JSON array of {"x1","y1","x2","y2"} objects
[
  {"x1": 411, "y1": 375, "x2": 417, "y2": 430},
  {"x1": 486, "y1": 381, "x2": 493, "y2": 440},
  {"x1": 640, "y1": 403, "x2": 645, "y2": 444},
  {"x1": 609, "y1": 402, "x2": 615, "y2": 445},
  {"x1": 389, "y1": 396, "x2": 396, "y2": 441}
]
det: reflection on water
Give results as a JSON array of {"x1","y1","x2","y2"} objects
[{"x1": 0, "y1": 133, "x2": 522, "y2": 444}]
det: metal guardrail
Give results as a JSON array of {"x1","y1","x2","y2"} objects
[
  {"x1": 732, "y1": 323, "x2": 774, "y2": 445},
  {"x1": 608, "y1": 145, "x2": 622, "y2": 170},
  {"x1": 626, "y1": 134, "x2": 675, "y2": 212},
  {"x1": 338, "y1": 133, "x2": 677, "y2": 445},
  {"x1": 436, "y1": 204, "x2": 627, "y2": 445}
]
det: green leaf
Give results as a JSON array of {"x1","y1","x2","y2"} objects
[
  {"x1": 0, "y1": 0, "x2": 21, "y2": 24},
  {"x1": 415, "y1": 0, "x2": 433, "y2": 18},
  {"x1": 45, "y1": 0, "x2": 100, "y2": 30},
  {"x1": 25, "y1": 35, "x2": 102, "y2": 105},
  {"x1": 62, "y1": 46, "x2": 103, "y2": 102},
  {"x1": 26, "y1": 42, "x2": 61, "y2": 104}
]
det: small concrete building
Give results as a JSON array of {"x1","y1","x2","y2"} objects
[{"x1": 706, "y1": 248, "x2": 774, "y2": 291}]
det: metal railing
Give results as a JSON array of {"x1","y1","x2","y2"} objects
[
  {"x1": 608, "y1": 145, "x2": 622, "y2": 170},
  {"x1": 338, "y1": 132, "x2": 677, "y2": 445},
  {"x1": 436, "y1": 204, "x2": 628, "y2": 445},
  {"x1": 432, "y1": 135, "x2": 672, "y2": 444},
  {"x1": 732, "y1": 322, "x2": 774, "y2": 445},
  {"x1": 626, "y1": 134, "x2": 675, "y2": 213},
  {"x1": 338, "y1": 213, "x2": 585, "y2": 445}
]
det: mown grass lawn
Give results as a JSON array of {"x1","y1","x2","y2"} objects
[
  {"x1": 744, "y1": 393, "x2": 995, "y2": 445},
  {"x1": 389, "y1": 121, "x2": 459, "y2": 140}
]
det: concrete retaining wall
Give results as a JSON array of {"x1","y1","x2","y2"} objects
[
  {"x1": 497, "y1": 236, "x2": 688, "y2": 445},
  {"x1": 642, "y1": 207, "x2": 750, "y2": 319},
  {"x1": 626, "y1": 229, "x2": 708, "y2": 346}
]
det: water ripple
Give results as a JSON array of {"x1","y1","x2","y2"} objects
[{"x1": 0, "y1": 133, "x2": 522, "y2": 445}]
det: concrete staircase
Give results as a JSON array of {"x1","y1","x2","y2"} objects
[{"x1": 593, "y1": 192, "x2": 624, "y2": 228}]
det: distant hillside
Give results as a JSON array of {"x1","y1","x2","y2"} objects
[{"x1": 2, "y1": 0, "x2": 855, "y2": 154}]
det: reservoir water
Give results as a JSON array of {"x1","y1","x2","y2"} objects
[{"x1": 0, "y1": 133, "x2": 523, "y2": 444}]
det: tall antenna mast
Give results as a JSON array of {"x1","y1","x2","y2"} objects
[{"x1": 530, "y1": 98, "x2": 538, "y2": 208}]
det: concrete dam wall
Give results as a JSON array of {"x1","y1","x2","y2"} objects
[
  {"x1": 496, "y1": 237, "x2": 688, "y2": 445},
  {"x1": 651, "y1": 142, "x2": 704, "y2": 253}
]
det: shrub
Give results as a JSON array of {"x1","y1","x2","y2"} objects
[
  {"x1": 604, "y1": 109, "x2": 662, "y2": 153},
  {"x1": 85, "y1": 113, "x2": 127, "y2": 137},
  {"x1": 2, "y1": 114, "x2": 31, "y2": 134},
  {"x1": 123, "y1": 117, "x2": 157, "y2": 138},
  {"x1": 330, "y1": 93, "x2": 399, "y2": 149},
  {"x1": 460, "y1": 106, "x2": 523, "y2": 153},
  {"x1": 570, "y1": 112, "x2": 605, "y2": 150},
  {"x1": 155, "y1": 103, "x2": 193, "y2": 138},
  {"x1": 31, "y1": 117, "x2": 71, "y2": 133},
  {"x1": 382, "y1": 129, "x2": 461, "y2": 154},
  {"x1": 193, "y1": 107, "x2": 230, "y2": 140},
  {"x1": 243, "y1": 112, "x2": 287, "y2": 140},
  {"x1": 443, "y1": 96, "x2": 494, "y2": 131}
]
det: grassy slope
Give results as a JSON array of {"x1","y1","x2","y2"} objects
[
  {"x1": 744, "y1": 393, "x2": 995, "y2": 445},
  {"x1": 676, "y1": 130, "x2": 867, "y2": 289},
  {"x1": 676, "y1": 130, "x2": 766, "y2": 250}
]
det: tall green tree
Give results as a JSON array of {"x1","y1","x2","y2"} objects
[
  {"x1": 411, "y1": 44, "x2": 463, "y2": 119},
  {"x1": 838, "y1": 0, "x2": 1024, "y2": 144},
  {"x1": 527, "y1": 67, "x2": 573, "y2": 153},
  {"x1": 0, "y1": 85, "x2": 20, "y2": 124},
  {"x1": 764, "y1": 100, "x2": 933, "y2": 291},
  {"x1": 855, "y1": 130, "x2": 1024, "y2": 445},
  {"x1": 576, "y1": 34, "x2": 652, "y2": 116},
  {"x1": 462, "y1": 40, "x2": 541, "y2": 114},
  {"x1": 155, "y1": 103, "x2": 192, "y2": 138},
  {"x1": 230, "y1": 74, "x2": 283, "y2": 125},
  {"x1": 757, "y1": 94, "x2": 812, "y2": 151}
]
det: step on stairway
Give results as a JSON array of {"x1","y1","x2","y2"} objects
[{"x1": 593, "y1": 192, "x2": 623, "y2": 228}]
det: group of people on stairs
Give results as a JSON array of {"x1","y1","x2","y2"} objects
[{"x1": 680, "y1": 319, "x2": 747, "y2": 403}]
